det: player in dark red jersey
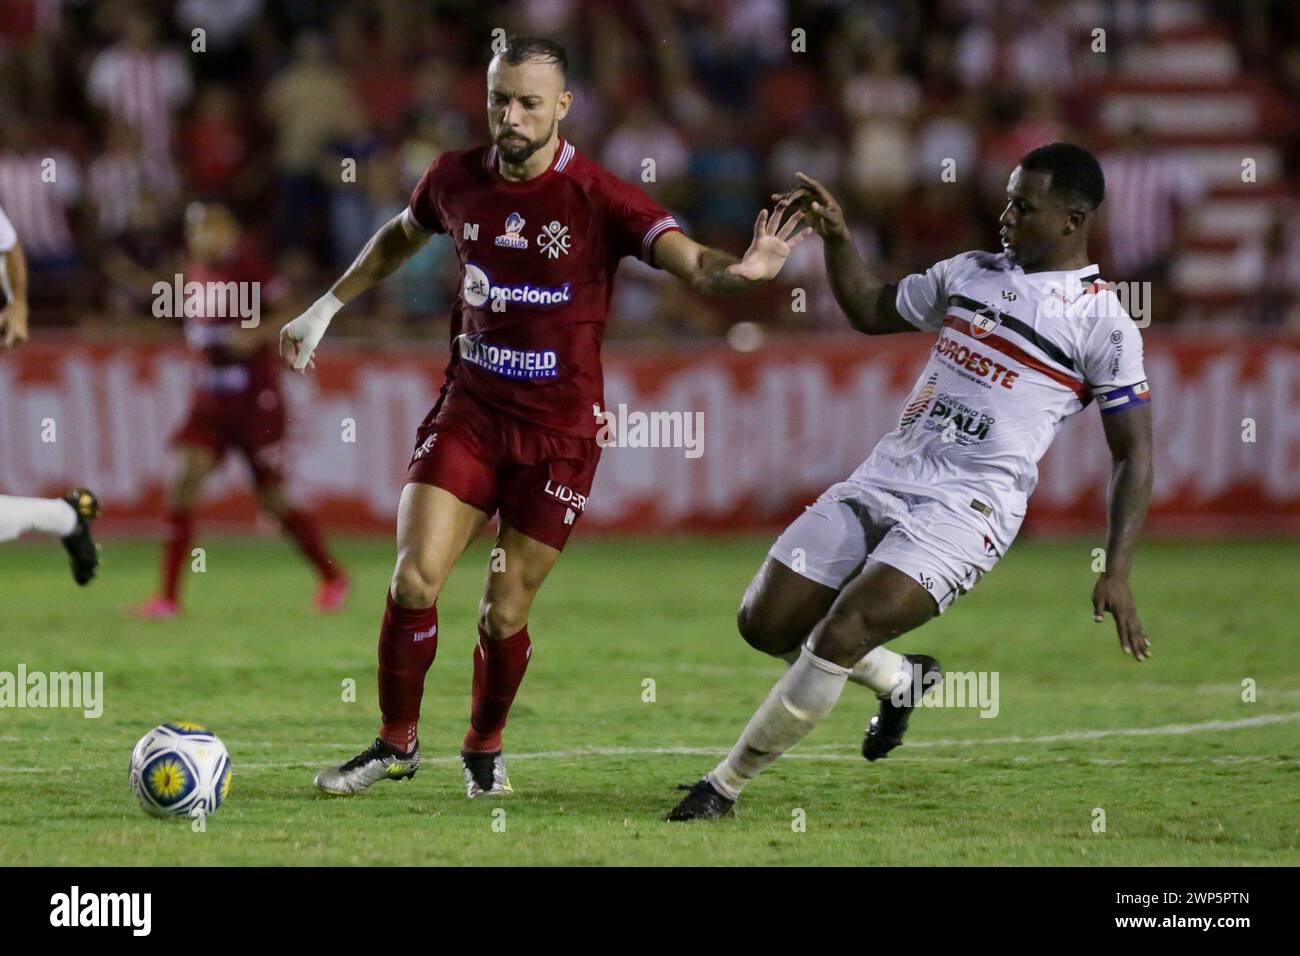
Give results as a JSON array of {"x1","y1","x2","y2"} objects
[
  {"x1": 134, "y1": 201, "x2": 348, "y2": 618},
  {"x1": 286, "y1": 36, "x2": 811, "y2": 799}
]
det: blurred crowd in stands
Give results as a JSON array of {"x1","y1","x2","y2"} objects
[{"x1": 0, "y1": 0, "x2": 1298, "y2": 345}]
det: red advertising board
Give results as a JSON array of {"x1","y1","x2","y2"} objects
[{"x1": 2, "y1": 333, "x2": 1297, "y2": 535}]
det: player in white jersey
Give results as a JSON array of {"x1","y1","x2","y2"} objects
[
  {"x1": 669, "y1": 143, "x2": 1153, "y2": 820},
  {"x1": 0, "y1": 199, "x2": 102, "y2": 584}
]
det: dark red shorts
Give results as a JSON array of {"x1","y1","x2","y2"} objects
[
  {"x1": 406, "y1": 386, "x2": 601, "y2": 551},
  {"x1": 172, "y1": 386, "x2": 287, "y2": 487}
]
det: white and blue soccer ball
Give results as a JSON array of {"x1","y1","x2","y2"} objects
[{"x1": 129, "y1": 722, "x2": 231, "y2": 819}]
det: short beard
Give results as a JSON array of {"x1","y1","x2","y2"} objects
[{"x1": 496, "y1": 122, "x2": 554, "y2": 165}]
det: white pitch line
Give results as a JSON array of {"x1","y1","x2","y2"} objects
[
  {"x1": 6, "y1": 753, "x2": 1299, "y2": 774},
  {"x1": 898, "y1": 711, "x2": 1300, "y2": 748},
  {"x1": 2, "y1": 712, "x2": 1297, "y2": 774}
]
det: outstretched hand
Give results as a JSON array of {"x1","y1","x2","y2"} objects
[
  {"x1": 726, "y1": 201, "x2": 814, "y2": 281},
  {"x1": 0, "y1": 301, "x2": 29, "y2": 349},
  {"x1": 1092, "y1": 573, "x2": 1151, "y2": 662},
  {"x1": 771, "y1": 171, "x2": 849, "y2": 241}
]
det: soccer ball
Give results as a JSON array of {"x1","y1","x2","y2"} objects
[{"x1": 129, "y1": 722, "x2": 231, "y2": 819}]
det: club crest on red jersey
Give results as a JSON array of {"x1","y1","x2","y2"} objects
[{"x1": 537, "y1": 220, "x2": 572, "y2": 259}]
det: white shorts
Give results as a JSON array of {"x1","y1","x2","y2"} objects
[{"x1": 768, "y1": 480, "x2": 1023, "y2": 612}]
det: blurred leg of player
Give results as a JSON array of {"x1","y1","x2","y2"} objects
[
  {"x1": 0, "y1": 488, "x2": 101, "y2": 584},
  {"x1": 459, "y1": 523, "x2": 559, "y2": 797},
  {"x1": 669, "y1": 561, "x2": 936, "y2": 820},
  {"x1": 134, "y1": 445, "x2": 219, "y2": 618},
  {"x1": 233, "y1": 389, "x2": 348, "y2": 609},
  {"x1": 313, "y1": 482, "x2": 487, "y2": 795},
  {"x1": 738, "y1": 556, "x2": 940, "y2": 756},
  {"x1": 251, "y1": 474, "x2": 348, "y2": 611}
]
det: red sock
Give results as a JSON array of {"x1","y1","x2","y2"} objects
[
  {"x1": 377, "y1": 593, "x2": 438, "y2": 752},
  {"x1": 161, "y1": 511, "x2": 194, "y2": 603},
  {"x1": 463, "y1": 626, "x2": 532, "y2": 753},
  {"x1": 280, "y1": 507, "x2": 342, "y2": 581}
]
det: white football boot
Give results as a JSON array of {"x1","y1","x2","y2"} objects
[{"x1": 314, "y1": 737, "x2": 420, "y2": 795}]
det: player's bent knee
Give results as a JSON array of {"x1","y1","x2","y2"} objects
[
  {"x1": 736, "y1": 601, "x2": 793, "y2": 656},
  {"x1": 255, "y1": 485, "x2": 288, "y2": 517},
  {"x1": 813, "y1": 604, "x2": 900, "y2": 663},
  {"x1": 478, "y1": 598, "x2": 529, "y2": 640},
  {"x1": 390, "y1": 558, "x2": 442, "y2": 609}
]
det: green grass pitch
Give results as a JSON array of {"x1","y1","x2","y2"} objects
[{"x1": 1, "y1": 532, "x2": 1296, "y2": 866}]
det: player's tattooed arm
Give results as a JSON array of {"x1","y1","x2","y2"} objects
[
  {"x1": 1092, "y1": 401, "x2": 1154, "y2": 662},
  {"x1": 0, "y1": 240, "x2": 30, "y2": 349},
  {"x1": 280, "y1": 211, "x2": 431, "y2": 371},
  {"x1": 653, "y1": 204, "x2": 812, "y2": 295},
  {"x1": 773, "y1": 173, "x2": 915, "y2": 335}
]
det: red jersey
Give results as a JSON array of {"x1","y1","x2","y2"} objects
[
  {"x1": 182, "y1": 249, "x2": 280, "y2": 397},
  {"x1": 408, "y1": 138, "x2": 681, "y2": 437}
]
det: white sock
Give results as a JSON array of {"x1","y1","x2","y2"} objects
[
  {"x1": 709, "y1": 646, "x2": 849, "y2": 800},
  {"x1": 0, "y1": 495, "x2": 77, "y2": 542},
  {"x1": 847, "y1": 645, "x2": 908, "y2": 695},
  {"x1": 779, "y1": 643, "x2": 907, "y2": 696}
]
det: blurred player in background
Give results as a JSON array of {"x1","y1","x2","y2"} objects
[
  {"x1": 133, "y1": 201, "x2": 347, "y2": 618},
  {"x1": 0, "y1": 199, "x2": 101, "y2": 584},
  {"x1": 669, "y1": 145, "x2": 1154, "y2": 820},
  {"x1": 283, "y1": 36, "x2": 811, "y2": 799}
]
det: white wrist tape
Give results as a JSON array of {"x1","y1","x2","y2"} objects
[
  {"x1": 309, "y1": 290, "x2": 344, "y2": 325},
  {"x1": 285, "y1": 291, "x2": 344, "y2": 370}
]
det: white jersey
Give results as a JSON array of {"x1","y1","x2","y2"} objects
[
  {"x1": 855, "y1": 251, "x2": 1150, "y2": 522},
  {"x1": 0, "y1": 200, "x2": 15, "y2": 253}
]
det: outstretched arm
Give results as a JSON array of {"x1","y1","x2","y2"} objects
[
  {"x1": 653, "y1": 203, "x2": 811, "y2": 296},
  {"x1": 774, "y1": 173, "x2": 916, "y2": 335},
  {"x1": 0, "y1": 240, "x2": 29, "y2": 349},
  {"x1": 279, "y1": 210, "x2": 431, "y2": 371},
  {"x1": 1092, "y1": 401, "x2": 1154, "y2": 661}
]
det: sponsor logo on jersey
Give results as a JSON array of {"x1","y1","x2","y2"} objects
[
  {"x1": 1108, "y1": 328, "x2": 1125, "y2": 378},
  {"x1": 457, "y1": 333, "x2": 559, "y2": 380},
  {"x1": 544, "y1": 480, "x2": 587, "y2": 512},
  {"x1": 970, "y1": 307, "x2": 1000, "y2": 339},
  {"x1": 537, "y1": 219, "x2": 572, "y2": 259},
  {"x1": 924, "y1": 393, "x2": 994, "y2": 444},
  {"x1": 494, "y1": 212, "x2": 529, "y2": 250},
  {"x1": 899, "y1": 373, "x2": 938, "y2": 429},
  {"x1": 933, "y1": 334, "x2": 1021, "y2": 389},
  {"x1": 462, "y1": 262, "x2": 572, "y2": 309}
]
